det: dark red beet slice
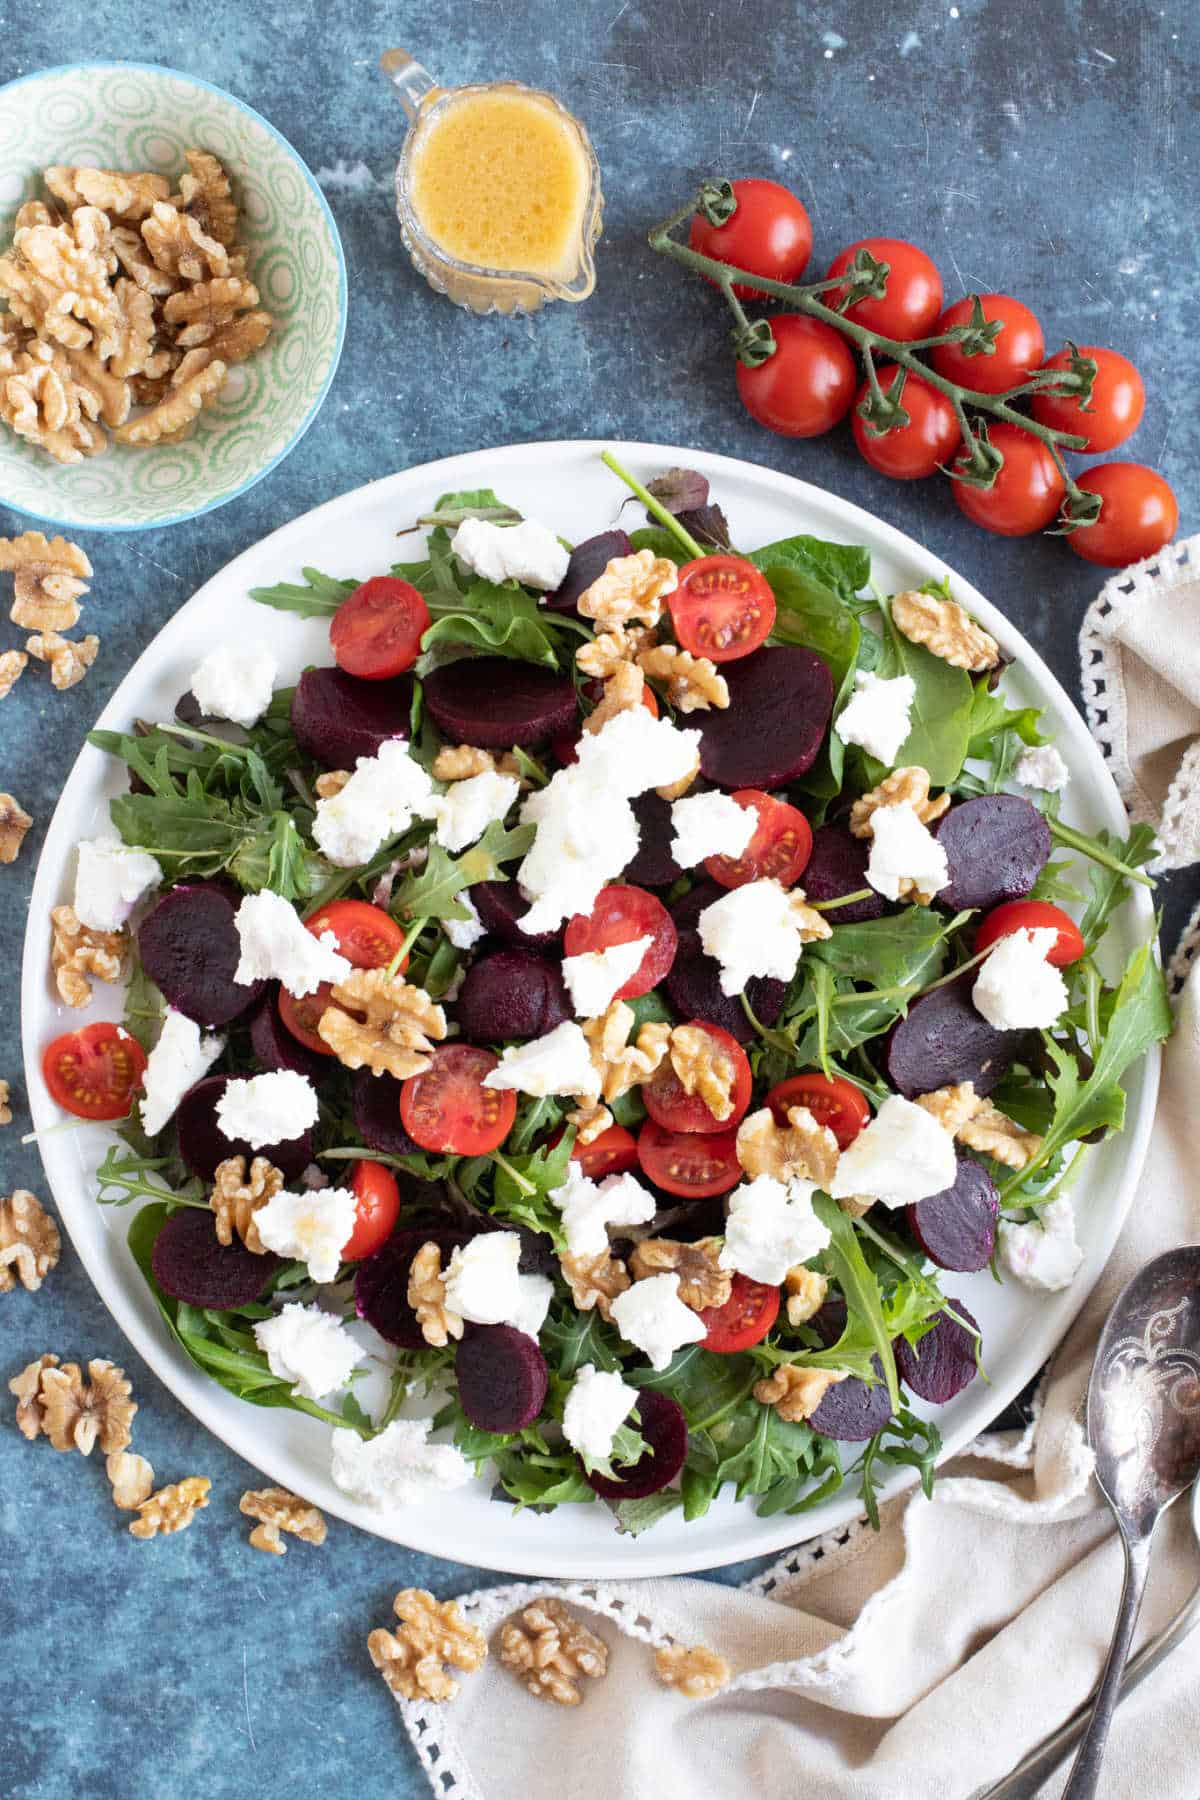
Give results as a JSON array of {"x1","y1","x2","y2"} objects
[
  {"x1": 802, "y1": 825, "x2": 886, "y2": 924},
  {"x1": 934, "y1": 795, "x2": 1051, "y2": 912},
  {"x1": 352, "y1": 1068, "x2": 419, "y2": 1157},
  {"x1": 290, "y1": 665, "x2": 414, "y2": 769},
  {"x1": 697, "y1": 647, "x2": 833, "y2": 789},
  {"x1": 423, "y1": 658, "x2": 577, "y2": 749},
  {"x1": 542, "y1": 529, "x2": 633, "y2": 615},
  {"x1": 151, "y1": 1207, "x2": 278, "y2": 1309},
  {"x1": 138, "y1": 884, "x2": 263, "y2": 1027},
  {"x1": 249, "y1": 990, "x2": 331, "y2": 1084},
  {"x1": 809, "y1": 1361, "x2": 896, "y2": 1441},
  {"x1": 663, "y1": 955, "x2": 785, "y2": 1045},
  {"x1": 355, "y1": 1226, "x2": 469, "y2": 1347},
  {"x1": 454, "y1": 948, "x2": 571, "y2": 1043},
  {"x1": 907, "y1": 1156, "x2": 999, "y2": 1272},
  {"x1": 470, "y1": 880, "x2": 561, "y2": 950},
  {"x1": 585, "y1": 1389, "x2": 689, "y2": 1499},
  {"x1": 456, "y1": 1324, "x2": 549, "y2": 1432},
  {"x1": 886, "y1": 976, "x2": 1036, "y2": 1099},
  {"x1": 624, "y1": 791, "x2": 684, "y2": 888},
  {"x1": 176, "y1": 1075, "x2": 314, "y2": 1182},
  {"x1": 895, "y1": 1302, "x2": 980, "y2": 1404}
]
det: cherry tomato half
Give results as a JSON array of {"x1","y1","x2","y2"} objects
[
  {"x1": 1030, "y1": 346, "x2": 1145, "y2": 454},
  {"x1": 564, "y1": 884, "x2": 677, "y2": 1000},
  {"x1": 825, "y1": 237, "x2": 943, "y2": 340},
  {"x1": 343, "y1": 1159, "x2": 402, "y2": 1261},
  {"x1": 636, "y1": 1118, "x2": 742, "y2": 1197},
  {"x1": 736, "y1": 314, "x2": 857, "y2": 439},
  {"x1": 43, "y1": 1022, "x2": 147, "y2": 1121},
  {"x1": 688, "y1": 178, "x2": 813, "y2": 299},
  {"x1": 400, "y1": 1043, "x2": 516, "y2": 1155},
  {"x1": 766, "y1": 1073, "x2": 871, "y2": 1150},
  {"x1": 278, "y1": 982, "x2": 337, "y2": 1057},
  {"x1": 669, "y1": 555, "x2": 777, "y2": 662},
  {"x1": 704, "y1": 788, "x2": 814, "y2": 890},
  {"x1": 974, "y1": 900, "x2": 1085, "y2": 967},
  {"x1": 571, "y1": 1122, "x2": 640, "y2": 1180},
  {"x1": 851, "y1": 365, "x2": 960, "y2": 481},
  {"x1": 952, "y1": 422, "x2": 1066, "y2": 537},
  {"x1": 329, "y1": 576, "x2": 430, "y2": 680},
  {"x1": 552, "y1": 679, "x2": 658, "y2": 765},
  {"x1": 697, "y1": 1272, "x2": 781, "y2": 1352},
  {"x1": 305, "y1": 898, "x2": 405, "y2": 969},
  {"x1": 1066, "y1": 462, "x2": 1179, "y2": 568},
  {"x1": 643, "y1": 1021, "x2": 752, "y2": 1134},
  {"x1": 930, "y1": 294, "x2": 1045, "y2": 394}
]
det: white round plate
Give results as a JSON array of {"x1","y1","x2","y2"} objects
[{"x1": 22, "y1": 441, "x2": 1159, "y2": 1577}]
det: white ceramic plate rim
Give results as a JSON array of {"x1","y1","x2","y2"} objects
[{"x1": 21, "y1": 441, "x2": 1159, "y2": 1577}]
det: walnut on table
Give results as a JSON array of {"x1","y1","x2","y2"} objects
[
  {"x1": 576, "y1": 548, "x2": 678, "y2": 630},
  {"x1": 735, "y1": 1104, "x2": 840, "y2": 1190},
  {"x1": 210, "y1": 1155, "x2": 283, "y2": 1254},
  {"x1": 240, "y1": 1485, "x2": 327, "y2": 1555},
  {"x1": 498, "y1": 1597, "x2": 608, "y2": 1706},
  {"x1": 129, "y1": 1475, "x2": 211, "y2": 1539},
  {"x1": 0, "y1": 529, "x2": 93, "y2": 632},
  {"x1": 0, "y1": 651, "x2": 26, "y2": 698},
  {"x1": 39, "y1": 1357, "x2": 136, "y2": 1455},
  {"x1": 406, "y1": 1241, "x2": 464, "y2": 1348},
  {"x1": 560, "y1": 1248, "x2": 630, "y2": 1321},
  {"x1": 753, "y1": 1364, "x2": 846, "y2": 1423},
  {"x1": 654, "y1": 1642, "x2": 732, "y2": 1699},
  {"x1": 106, "y1": 1450, "x2": 156, "y2": 1510},
  {"x1": 368, "y1": 1588, "x2": 488, "y2": 1704},
  {"x1": 9, "y1": 1352, "x2": 60, "y2": 1439},
  {"x1": 318, "y1": 970, "x2": 447, "y2": 1079},
  {"x1": 629, "y1": 1236, "x2": 731, "y2": 1311},
  {"x1": 26, "y1": 629, "x2": 100, "y2": 690},
  {"x1": 0, "y1": 1079, "x2": 11, "y2": 1124},
  {"x1": 892, "y1": 588, "x2": 1000, "y2": 673},
  {"x1": 50, "y1": 904, "x2": 126, "y2": 1006},
  {"x1": 581, "y1": 1000, "x2": 670, "y2": 1105},
  {"x1": 0, "y1": 1188, "x2": 61, "y2": 1293},
  {"x1": 0, "y1": 793, "x2": 32, "y2": 862}
]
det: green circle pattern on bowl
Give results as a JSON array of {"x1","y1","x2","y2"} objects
[{"x1": 0, "y1": 63, "x2": 346, "y2": 531}]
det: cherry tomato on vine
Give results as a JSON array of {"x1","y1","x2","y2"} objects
[
  {"x1": 765, "y1": 1073, "x2": 870, "y2": 1149},
  {"x1": 1066, "y1": 462, "x2": 1179, "y2": 568},
  {"x1": 851, "y1": 365, "x2": 960, "y2": 481},
  {"x1": 43, "y1": 1022, "x2": 147, "y2": 1121},
  {"x1": 305, "y1": 898, "x2": 405, "y2": 969},
  {"x1": 930, "y1": 294, "x2": 1045, "y2": 394},
  {"x1": 704, "y1": 789, "x2": 813, "y2": 889},
  {"x1": 735, "y1": 314, "x2": 857, "y2": 439},
  {"x1": 824, "y1": 237, "x2": 943, "y2": 340},
  {"x1": 563, "y1": 884, "x2": 678, "y2": 1000},
  {"x1": 688, "y1": 178, "x2": 813, "y2": 298},
  {"x1": 952, "y1": 422, "x2": 1066, "y2": 536},
  {"x1": 400, "y1": 1043, "x2": 516, "y2": 1155},
  {"x1": 636, "y1": 1118, "x2": 742, "y2": 1197},
  {"x1": 343, "y1": 1159, "x2": 402, "y2": 1260},
  {"x1": 974, "y1": 900, "x2": 1085, "y2": 967},
  {"x1": 669, "y1": 555, "x2": 776, "y2": 661},
  {"x1": 642, "y1": 1022, "x2": 752, "y2": 1134},
  {"x1": 697, "y1": 1273, "x2": 781, "y2": 1352},
  {"x1": 329, "y1": 577, "x2": 430, "y2": 680},
  {"x1": 1030, "y1": 346, "x2": 1145, "y2": 453},
  {"x1": 278, "y1": 983, "x2": 337, "y2": 1057}
]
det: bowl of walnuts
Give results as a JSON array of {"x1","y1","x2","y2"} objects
[{"x1": 0, "y1": 62, "x2": 347, "y2": 531}]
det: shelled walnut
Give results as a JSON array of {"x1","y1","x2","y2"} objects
[
  {"x1": 368, "y1": 1588, "x2": 487, "y2": 1703},
  {"x1": 669, "y1": 1023, "x2": 736, "y2": 1122},
  {"x1": 560, "y1": 1248, "x2": 630, "y2": 1321},
  {"x1": 0, "y1": 793, "x2": 32, "y2": 862},
  {"x1": 107, "y1": 1450, "x2": 156, "y2": 1510},
  {"x1": 654, "y1": 1642, "x2": 731, "y2": 1698},
  {"x1": 916, "y1": 1081, "x2": 1043, "y2": 1170},
  {"x1": 892, "y1": 588, "x2": 1000, "y2": 672},
  {"x1": 784, "y1": 1266, "x2": 828, "y2": 1328},
  {"x1": 629, "y1": 1236, "x2": 731, "y2": 1311},
  {"x1": 240, "y1": 1486, "x2": 327, "y2": 1555},
  {"x1": 576, "y1": 549, "x2": 677, "y2": 630},
  {"x1": 753, "y1": 1365, "x2": 846, "y2": 1423},
  {"x1": 637, "y1": 643, "x2": 729, "y2": 712},
  {"x1": 26, "y1": 629, "x2": 99, "y2": 690},
  {"x1": 210, "y1": 1155, "x2": 282, "y2": 1253},
  {"x1": 850, "y1": 765, "x2": 950, "y2": 838},
  {"x1": 0, "y1": 529, "x2": 92, "y2": 632},
  {"x1": 49, "y1": 904, "x2": 125, "y2": 1006},
  {"x1": 0, "y1": 1188, "x2": 61, "y2": 1293},
  {"x1": 39, "y1": 1357, "x2": 136, "y2": 1454},
  {"x1": 736, "y1": 1104, "x2": 840, "y2": 1189},
  {"x1": 406, "y1": 1241, "x2": 464, "y2": 1347},
  {"x1": 498, "y1": 1597, "x2": 608, "y2": 1706},
  {"x1": 129, "y1": 1475, "x2": 211, "y2": 1539},
  {"x1": 318, "y1": 970, "x2": 447, "y2": 1079},
  {"x1": 581, "y1": 1000, "x2": 670, "y2": 1104}
]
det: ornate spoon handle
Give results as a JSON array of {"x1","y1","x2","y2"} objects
[{"x1": 1061, "y1": 1531, "x2": 1153, "y2": 1800}]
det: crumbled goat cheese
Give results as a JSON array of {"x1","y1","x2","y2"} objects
[
  {"x1": 972, "y1": 926, "x2": 1068, "y2": 1031},
  {"x1": 1015, "y1": 744, "x2": 1070, "y2": 793},
  {"x1": 698, "y1": 879, "x2": 809, "y2": 998},
  {"x1": 233, "y1": 889, "x2": 352, "y2": 997},
  {"x1": 483, "y1": 1020, "x2": 601, "y2": 1100},
  {"x1": 73, "y1": 835, "x2": 162, "y2": 932},
  {"x1": 835, "y1": 671, "x2": 916, "y2": 767},
  {"x1": 610, "y1": 1273, "x2": 707, "y2": 1371},
  {"x1": 330, "y1": 1417, "x2": 473, "y2": 1509},
  {"x1": 215, "y1": 1069, "x2": 320, "y2": 1149},
  {"x1": 430, "y1": 769, "x2": 519, "y2": 854},
  {"x1": 719, "y1": 1175, "x2": 831, "y2": 1286},
  {"x1": 253, "y1": 1302, "x2": 363, "y2": 1401},
  {"x1": 254, "y1": 1184, "x2": 357, "y2": 1284},
  {"x1": 830, "y1": 1095, "x2": 957, "y2": 1209},
  {"x1": 451, "y1": 516, "x2": 570, "y2": 591},
  {"x1": 865, "y1": 802, "x2": 950, "y2": 902},
  {"x1": 669, "y1": 790, "x2": 757, "y2": 868},
  {"x1": 139, "y1": 1009, "x2": 224, "y2": 1137},
  {"x1": 574, "y1": 704, "x2": 702, "y2": 799},
  {"x1": 189, "y1": 642, "x2": 278, "y2": 728},
  {"x1": 313, "y1": 739, "x2": 436, "y2": 869},
  {"x1": 443, "y1": 892, "x2": 487, "y2": 951},
  {"x1": 561, "y1": 935, "x2": 651, "y2": 1018},
  {"x1": 998, "y1": 1197, "x2": 1084, "y2": 1292},
  {"x1": 549, "y1": 1166, "x2": 657, "y2": 1258},
  {"x1": 562, "y1": 1364, "x2": 639, "y2": 1464},
  {"x1": 442, "y1": 1231, "x2": 553, "y2": 1337}
]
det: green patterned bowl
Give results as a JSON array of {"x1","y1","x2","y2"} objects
[{"x1": 0, "y1": 63, "x2": 346, "y2": 531}]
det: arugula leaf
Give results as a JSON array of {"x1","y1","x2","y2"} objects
[
  {"x1": 492, "y1": 1447, "x2": 596, "y2": 1508},
  {"x1": 122, "y1": 955, "x2": 167, "y2": 1056},
  {"x1": 869, "y1": 600, "x2": 974, "y2": 786},
  {"x1": 250, "y1": 567, "x2": 359, "y2": 617},
  {"x1": 390, "y1": 820, "x2": 535, "y2": 920},
  {"x1": 96, "y1": 1145, "x2": 204, "y2": 1208},
  {"x1": 749, "y1": 535, "x2": 870, "y2": 603},
  {"x1": 853, "y1": 1408, "x2": 943, "y2": 1530},
  {"x1": 612, "y1": 1492, "x2": 684, "y2": 1535},
  {"x1": 423, "y1": 578, "x2": 585, "y2": 670},
  {"x1": 541, "y1": 1305, "x2": 627, "y2": 1378},
  {"x1": 810, "y1": 907, "x2": 957, "y2": 986},
  {"x1": 407, "y1": 487, "x2": 522, "y2": 531},
  {"x1": 489, "y1": 1131, "x2": 573, "y2": 1248},
  {"x1": 1075, "y1": 823, "x2": 1159, "y2": 947},
  {"x1": 813, "y1": 1195, "x2": 900, "y2": 1412}
]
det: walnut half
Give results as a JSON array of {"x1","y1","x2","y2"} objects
[
  {"x1": 368, "y1": 1588, "x2": 488, "y2": 1704},
  {"x1": 0, "y1": 792, "x2": 32, "y2": 862},
  {"x1": 753, "y1": 1364, "x2": 846, "y2": 1423},
  {"x1": 129, "y1": 1475, "x2": 211, "y2": 1539},
  {"x1": 892, "y1": 588, "x2": 1000, "y2": 672},
  {"x1": 655, "y1": 1642, "x2": 732, "y2": 1699},
  {"x1": 318, "y1": 970, "x2": 446, "y2": 1079},
  {"x1": 50, "y1": 904, "x2": 126, "y2": 1007},
  {"x1": 406, "y1": 1241, "x2": 464, "y2": 1348},
  {"x1": 629, "y1": 1236, "x2": 731, "y2": 1311},
  {"x1": 0, "y1": 1188, "x2": 61, "y2": 1292},
  {"x1": 39, "y1": 1357, "x2": 136, "y2": 1455},
  {"x1": 240, "y1": 1486, "x2": 327, "y2": 1555},
  {"x1": 498, "y1": 1598, "x2": 608, "y2": 1706}
]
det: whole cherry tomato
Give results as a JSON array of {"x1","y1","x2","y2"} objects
[
  {"x1": 736, "y1": 315, "x2": 857, "y2": 438},
  {"x1": 688, "y1": 178, "x2": 813, "y2": 299},
  {"x1": 851, "y1": 365, "x2": 960, "y2": 481},
  {"x1": 930, "y1": 294, "x2": 1045, "y2": 394},
  {"x1": 952, "y1": 422, "x2": 1066, "y2": 536},
  {"x1": 824, "y1": 237, "x2": 943, "y2": 339},
  {"x1": 1031, "y1": 346, "x2": 1145, "y2": 453},
  {"x1": 1066, "y1": 462, "x2": 1179, "y2": 568}
]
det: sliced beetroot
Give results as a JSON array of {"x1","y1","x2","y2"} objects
[
  {"x1": 355, "y1": 1226, "x2": 468, "y2": 1347},
  {"x1": 697, "y1": 646, "x2": 833, "y2": 789},
  {"x1": 886, "y1": 976, "x2": 1036, "y2": 1099},
  {"x1": 543, "y1": 529, "x2": 633, "y2": 615},
  {"x1": 456, "y1": 1324, "x2": 549, "y2": 1432},
  {"x1": 907, "y1": 1156, "x2": 999, "y2": 1272},
  {"x1": 802, "y1": 825, "x2": 886, "y2": 924},
  {"x1": 809, "y1": 1362, "x2": 896, "y2": 1441},
  {"x1": 290, "y1": 665, "x2": 414, "y2": 769},
  {"x1": 175, "y1": 1075, "x2": 313, "y2": 1182},
  {"x1": 585, "y1": 1389, "x2": 689, "y2": 1499},
  {"x1": 670, "y1": 879, "x2": 723, "y2": 961},
  {"x1": 454, "y1": 948, "x2": 571, "y2": 1043},
  {"x1": 150, "y1": 1207, "x2": 278, "y2": 1310},
  {"x1": 895, "y1": 1302, "x2": 980, "y2": 1404},
  {"x1": 623, "y1": 791, "x2": 683, "y2": 889},
  {"x1": 934, "y1": 795, "x2": 1051, "y2": 912},
  {"x1": 470, "y1": 880, "x2": 561, "y2": 950},
  {"x1": 249, "y1": 990, "x2": 331, "y2": 1084},
  {"x1": 352, "y1": 1068, "x2": 419, "y2": 1157},
  {"x1": 138, "y1": 884, "x2": 263, "y2": 1027},
  {"x1": 663, "y1": 954, "x2": 785, "y2": 1045},
  {"x1": 423, "y1": 658, "x2": 577, "y2": 749}
]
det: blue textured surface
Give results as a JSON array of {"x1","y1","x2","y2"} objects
[{"x1": 1, "y1": 5, "x2": 1197, "y2": 1795}]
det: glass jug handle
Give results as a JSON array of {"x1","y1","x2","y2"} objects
[{"x1": 379, "y1": 49, "x2": 438, "y2": 122}]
